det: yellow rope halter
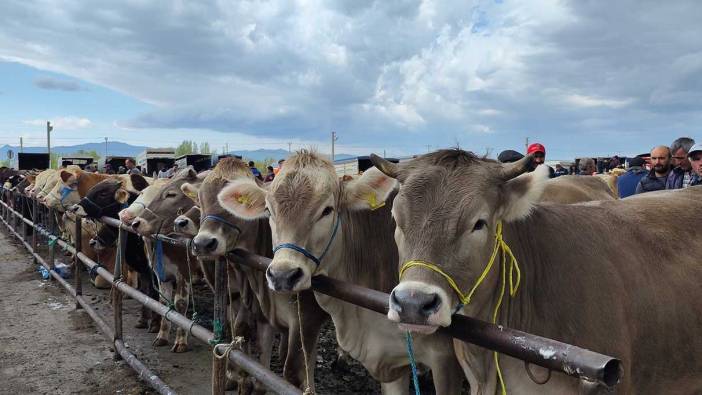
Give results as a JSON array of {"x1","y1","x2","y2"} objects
[{"x1": 398, "y1": 221, "x2": 521, "y2": 395}]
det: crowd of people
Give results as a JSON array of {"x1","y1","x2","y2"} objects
[{"x1": 498, "y1": 137, "x2": 700, "y2": 199}]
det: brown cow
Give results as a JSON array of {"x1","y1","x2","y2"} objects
[
  {"x1": 218, "y1": 151, "x2": 464, "y2": 394},
  {"x1": 370, "y1": 150, "x2": 702, "y2": 394}
]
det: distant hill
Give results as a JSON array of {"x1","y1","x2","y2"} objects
[
  {"x1": 0, "y1": 141, "x2": 148, "y2": 158},
  {"x1": 0, "y1": 142, "x2": 356, "y2": 163}
]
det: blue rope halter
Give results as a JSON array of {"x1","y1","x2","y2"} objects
[
  {"x1": 202, "y1": 214, "x2": 242, "y2": 234},
  {"x1": 272, "y1": 213, "x2": 341, "y2": 268}
]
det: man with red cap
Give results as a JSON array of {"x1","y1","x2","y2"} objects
[{"x1": 526, "y1": 142, "x2": 555, "y2": 177}]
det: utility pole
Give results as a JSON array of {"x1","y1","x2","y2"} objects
[
  {"x1": 383, "y1": 149, "x2": 386, "y2": 158},
  {"x1": 331, "y1": 131, "x2": 338, "y2": 162},
  {"x1": 104, "y1": 137, "x2": 108, "y2": 160},
  {"x1": 20, "y1": 137, "x2": 23, "y2": 153},
  {"x1": 225, "y1": 143, "x2": 229, "y2": 154},
  {"x1": 525, "y1": 137, "x2": 529, "y2": 152},
  {"x1": 287, "y1": 142, "x2": 292, "y2": 153},
  {"x1": 47, "y1": 121, "x2": 53, "y2": 168},
  {"x1": 426, "y1": 144, "x2": 432, "y2": 153}
]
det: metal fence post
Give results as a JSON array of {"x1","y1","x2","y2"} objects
[
  {"x1": 113, "y1": 225, "x2": 126, "y2": 361},
  {"x1": 20, "y1": 195, "x2": 26, "y2": 244},
  {"x1": 212, "y1": 256, "x2": 229, "y2": 394},
  {"x1": 74, "y1": 216, "x2": 83, "y2": 310},
  {"x1": 48, "y1": 207, "x2": 56, "y2": 270}
]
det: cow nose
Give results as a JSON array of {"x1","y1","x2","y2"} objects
[
  {"x1": 68, "y1": 204, "x2": 79, "y2": 213},
  {"x1": 193, "y1": 235, "x2": 218, "y2": 254},
  {"x1": 389, "y1": 288, "x2": 442, "y2": 324},
  {"x1": 266, "y1": 266, "x2": 304, "y2": 291},
  {"x1": 89, "y1": 238, "x2": 97, "y2": 247},
  {"x1": 174, "y1": 218, "x2": 188, "y2": 228}
]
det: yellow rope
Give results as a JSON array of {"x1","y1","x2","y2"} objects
[{"x1": 398, "y1": 221, "x2": 520, "y2": 395}]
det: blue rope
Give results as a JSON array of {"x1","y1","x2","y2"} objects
[
  {"x1": 405, "y1": 331, "x2": 421, "y2": 395},
  {"x1": 272, "y1": 213, "x2": 341, "y2": 268},
  {"x1": 155, "y1": 238, "x2": 166, "y2": 282}
]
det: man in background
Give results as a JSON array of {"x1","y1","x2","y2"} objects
[{"x1": 635, "y1": 146, "x2": 671, "y2": 194}]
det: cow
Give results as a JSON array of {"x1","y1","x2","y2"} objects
[
  {"x1": 70, "y1": 178, "x2": 160, "y2": 331},
  {"x1": 369, "y1": 150, "x2": 702, "y2": 394},
  {"x1": 540, "y1": 175, "x2": 616, "y2": 204},
  {"x1": 185, "y1": 157, "x2": 329, "y2": 392},
  {"x1": 217, "y1": 150, "x2": 464, "y2": 394},
  {"x1": 128, "y1": 168, "x2": 209, "y2": 352},
  {"x1": 174, "y1": 205, "x2": 201, "y2": 237}
]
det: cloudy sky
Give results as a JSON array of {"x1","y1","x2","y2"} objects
[{"x1": 1, "y1": 0, "x2": 700, "y2": 159}]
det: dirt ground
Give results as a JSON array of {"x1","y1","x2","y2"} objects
[{"x1": 1, "y1": 222, "x2": 432, "y2": 394}]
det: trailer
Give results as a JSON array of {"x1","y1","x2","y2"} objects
[
  {"x1": 334, "y1": 155, "x2": 400, "y2": 176},
  {"x1": 99, "y1": 156, "x2": 132, "y2": 173},
  {"x1": 136, "y1": 148, "x2": 175, "y2": 177},
  {"x1": 175, "y1": 154, "x2": 212, "y2": 173},
  {"x1": 59, "y1": 156, "x2": 94, "y2": 170},
  {"x1": 16, "y1": 153, "x2": 50, "y2": 170}
]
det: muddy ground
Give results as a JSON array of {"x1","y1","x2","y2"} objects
[{"x1": 0, "y1": 224, "x2": 451, "y2": 394}]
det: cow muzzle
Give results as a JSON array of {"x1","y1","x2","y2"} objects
[
  {"x1": 192, "y1": 233, "x2": 222, "y2": 256},
  {"x1": 388, "y1": 281, "x2": 451, "y2": 333},
  {"x1": 266, "y1": 264, "x2": 308, "y2": 292}
]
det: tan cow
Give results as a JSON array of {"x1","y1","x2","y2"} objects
[
  {"x1": 218, "y1": 151, "x2": 463, "y2": 394},
  {"x1": 188, "y1": 157, "x2": 329, "y2": 392},
  {"x1": 370, "y1": 150, "x2": 702, "y2": 394},
  {"x1": 540, "y1": 175, "x2": 616, "y2": 204}
]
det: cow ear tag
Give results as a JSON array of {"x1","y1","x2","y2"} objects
[
  {"x1": 237, "y1": 194, "x2": 252, "y2": 207},
  {"x1": 365, "y1": 193, "x2": 385, "y2": 210},
  {"x1": 184, "y1": 190, "x2": 197, "y2": 200}
]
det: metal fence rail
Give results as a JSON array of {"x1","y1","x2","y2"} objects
[{"x1": 0, "y1": 188, "x2": 622, "y2": 393}]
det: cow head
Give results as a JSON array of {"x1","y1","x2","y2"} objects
[
  {"x1": 370, "y1": 150, "x2": 548, "y2": 333},
  {"x1": 118, "y1": 178, "x2": 170, "y2": 225},
  {"x1": 218, "y1": 150, "x2": 397, "y2": 292},
  {"x1": 174, "y1": 205, "x2": 201, "y2": 237},
  {"x1": 70, "y1": 178, "x2": 144, "y2": 219},
  {"x1": 190, "y1": 158, "x2": 264, "y2": 257},
  {"x1": 131, "y1": 167, "x2": 199, "y2": 236}
]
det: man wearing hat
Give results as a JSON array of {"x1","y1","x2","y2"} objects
[
  {"x1": 617, "y1": 156, "x2": 648, "y2": 198},
  {"x1": 688, "y1": 143, "x2": 702, "y2": 187},
  {"x1": 526, "y1": 142, "x2": 555, "y2": 178}
]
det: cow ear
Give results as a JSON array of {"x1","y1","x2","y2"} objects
[
  {"x1": 341, "y1": 167, "x2": 398, "y2": 211},
  {"x1": 129, "y1": 174, "x2": 149, "y2": 191},
  {"x1": 60, "y1": 170, "x2": 74, "y2": 184},
  {"x1": 180, "y1": 182, "x2": 200, "y2": 204},
  {"x1": 217, "y1": 180, "x2": 267, "y2": 220},
  {"x1": 498, "y1": 164, "x2": 549, "y2": 222}
]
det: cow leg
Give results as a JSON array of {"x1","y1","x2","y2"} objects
[
  {"x1": 171, "y1": 272, "x2": 190, "y2": 353},
  {"x1": 133, "y1": 270, "x2": 150, "y2": 329},
  {"x1": 252, "y1": 319, "x2": 276, "y2": 395},
  {"x1": 282, "y1": 323, "x2": 305, "y2": 388},
  {"x1": 430, "y1": 356, "x2": 464, "y2": 395},
  {"x1": 153, "y1": 279, "x2": 173, "y2": 346},
  {"x1": 278, "y1": 334, "x2": 288, "y2": 364},
  {"x1": 380, "y1": 372, "x2": 410, "y2": 395}
]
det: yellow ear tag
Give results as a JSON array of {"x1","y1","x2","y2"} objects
[
  {"x1": 237, "y1": 195, "x2": 252, "y2": 207},
  {"x1": 365, "y1": 193, "x2": 385, "y2": 210},
  {"x1": 185, "y1": 190, "x2": 197, "y2": 200}
]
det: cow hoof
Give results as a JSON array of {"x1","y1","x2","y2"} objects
[
  {"x1": 91, "y1": 276, "x2": 111, "y2": 289},
  {"x1": 147, "y1": 321, "x2": 161, "y2": 333},
  {"x1": 171, "y1": 343, "x2": 188, "y2": 353},
  {"x1": 152, "y1": 337, "x2": 169, "y2": 347},
  {"x1": 135, "y1": 319, "x2": 148, "y2": 329}
]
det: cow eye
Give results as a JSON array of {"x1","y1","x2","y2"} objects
[
  {"x1": 165, "y1": 192, "x2": 177, "y2": 198},
  {"x1": 472, "y1": 219, "x2": 487, "y2": 232},
  {"x1": 320, "y1": 206, "x2": 333, "y2": 218}
]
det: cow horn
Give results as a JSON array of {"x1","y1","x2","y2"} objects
[
  {"x1": 500, "y1": 154, "x2": 535, "y2": 181},
  {"x1": 370, "y1": 154, "x2": 399, "y2": 179}
]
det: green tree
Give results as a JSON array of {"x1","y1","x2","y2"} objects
[
  {"x1": 175, "y1": 140, "x2": 195, "y2": 156},
  {"x1": 0, "y1": 159, "x2": 10, "y2": 168}
]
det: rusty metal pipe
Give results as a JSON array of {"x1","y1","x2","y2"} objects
[{"x1": 229, "y1": 249, "x2": 622, "y2": 387}]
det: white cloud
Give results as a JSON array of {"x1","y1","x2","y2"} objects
[
  {"x1": 24, "y1": 117, "x2": 93, "y2": 129},
  {"x1": 564, "y1": 94, "x2": 634, "y2": 109}
]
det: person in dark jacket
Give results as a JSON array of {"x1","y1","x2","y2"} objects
[
  {"x1": 248, "y1": 161, "x2": 263, "y2": 181},
  {"x1": 635, "y1": 146, "x2": 672, "y2": 194},
  {"x1": 688, "y1": 143, "x2": 702, "y2": 187},
  {"x1": 617, "y1": 157, "x2": 648, "y2": 198},
  {"x1": 666, "y1": 137, "x2": 695, "y2": 189}
]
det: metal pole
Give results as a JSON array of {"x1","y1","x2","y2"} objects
[
  {"x1": 213, "y1": 257, "x2": 227, "y2": 343},
  {"x1": 73, "y1": 215, "x2": 82, "y2": 309},
  {"x1": 47, "y1": 121, "x2": 53, "y2": 169},
  {"x1": 104, "y1": 137, "x2": 108, "y2": 161},
  {"x1": 49, "y1": 207, "x2": 56, "y2": 270},
  {"x1": 331, "y1": 131, "x2": 337, "y2": 162},
  {"x1": 112, "y1": 225, "x2": 126, "y2": 360},
  {"x1": 20, "y1": 137, "x2": 23, "y2": 152}
]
